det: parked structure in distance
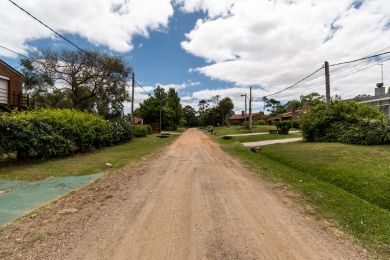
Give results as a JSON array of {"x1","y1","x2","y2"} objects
[
  {"x1": 229, "y1": 112, "x2": 263, "y2": 124},
  {"x1": 267, "y1": 102, "x2": 310, "y2": 124},
  {"x1": 354, "y1": 84, "x2": 390, "y2": 119},
  {"x1": 0, "y1": 59, "x2": 28, "y2": 111}
]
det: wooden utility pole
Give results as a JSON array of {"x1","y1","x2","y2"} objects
[
  {"x1": 158, "y1": 85, "x2": 162, "y2": 134},
  {"x1": 131, "y1": 72, "x2": 135, "y2": 124},
  {"x1": 325, "y1": 61, "x2": 331, "y2": 108},
  {"x1": 241, "y1": 94, "x2": 247, "y2": 125},
  {"x1": 249, "y1": 86, "x2": 253, "y2": 129}
]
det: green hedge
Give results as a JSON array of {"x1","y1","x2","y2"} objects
[
  {"x1": 301, "y1": 101, "x2": 390, "y2": 145},
  {"x1": 276, "y1": 120, "x2": 292, "y2": 135},
  {"x1": 0, "y1": 109, "x2": 132, "y2": 160},
  {"x1": 132, "y1": 125, "x2": 152, "y2": 137}
]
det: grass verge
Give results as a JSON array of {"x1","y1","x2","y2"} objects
[
  {"x1": 0, "y1": 134, "x2": 178, "y2": 181},
  {"x1": 213, "y1": 125, "x2": 276, "y2": 136},
  {"x1": 212, "y1": 133, "x2": 390, "y2": 257}
]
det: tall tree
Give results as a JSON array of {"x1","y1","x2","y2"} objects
[
  {"x1": 182, "y1": 105, "x2": 198, "y2": 127},
  {"x1": 164, "y1": 88, "x2": 182, "y2": 130},
  {"x1": 218, "y1": 97, "x2": 234, "y2": 125},
  {"x1": 197, "y1": 99, "x2": 209, "y2": 115},
  {"x1": 21, "y1": 49, "x2": 131, "y2": 118},
  {"x1": 135, "y1": 86, "x2": 182, "y2": 130}
]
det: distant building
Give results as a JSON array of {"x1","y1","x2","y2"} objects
[
  {"x1": 229, "y1": 112, "x2": 264, "y2": 124},
  {"x1": 267, "y1": 102, "x2": 310, "y2": 124},
  {"x1": 0, "y1": 59, "x2": 27, "y2": 111},
  {"x1": 354, "y1": 84, "x2": 390, "y2": 119},
  {"x1": 132, "y1": 116, "x2": 143, "y2": 125}
]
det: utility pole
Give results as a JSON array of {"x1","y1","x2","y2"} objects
[
  {"x1": 158, "y1": 85, "x2": 162, "y2": 134},
  {"x1": 324, "y1": 61, "x2": 331, "y2": 108},
  {"x1": 249, "y1": 86, "x2": 253, "y2": 129},
  {"x1": 241, "y1": 94, "x2": 247, "y2": 125},
  {"x1": 131, "y1": 72, "x2": 135, "y2": 124}
]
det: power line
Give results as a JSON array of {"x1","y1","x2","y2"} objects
[
  {"x1": 330, "y1": 50, "x2": 390, "y2": 67},
  {"x1": 0, "y1": 44, "x2": 31, "y2": 60},
  {"x1": 266, "y1": 66, "x2": 324, "y2": 98},
  {"x1": 7, "y1": 0, "x2": 90, "y2": 55},
  {"x1": 134, "y1": 79, "x2": 152, "y2": 97}
]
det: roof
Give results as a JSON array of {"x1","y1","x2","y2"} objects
[
  {"x1": 133, "y1": 116, "x2": 143, "y2": 124},
  {"x1": 353, "y1": 94, "x2": 390, "y2": 103},
  {"x1": 281, "y1": 109, "x2": 302, "y2": 118},
  {"x1": 230, "y1": 112, "x2": 261, "y2": 120},
  {"x1": 0, "y1": 59, "x2": 23, "y2": 77}
]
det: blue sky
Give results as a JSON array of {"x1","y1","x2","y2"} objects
[
  {"x1": 1, "y1": 0, "x2": 390, "y2": 112},
  {"x1": 0, "y1": 4, "x2": 235, "y2": 111}
]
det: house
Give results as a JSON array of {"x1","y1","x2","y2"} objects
[
  {"x1": 0, "y1": 59, "x2": 27, "y2": 111},
  {"x1": 353, "y1": 84, "x2": 390, "y2": 119},
  {"x1": 229, "y1": 111, "x2": 264, "y2": 124},
  {"x1": 267, "y1": 102, "x2": 310, "y2": 124},
  {"x1": 132, "y1": 116, "x2": 143, "y2": 125}
]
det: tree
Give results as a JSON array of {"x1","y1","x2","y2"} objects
[
  {"x1": 21, "y1": 49, "x2": 131, "y2": 119},
  {"x1": 300, "y1": 92, "x2": 325, "y2": 106},
  {"x1": 284, "y1": 100, "x2": 302, "y2": 111},
  {"x1": 182, "y1": 105, "x2": 198, "y2": 127},
  {"x1": 265, "y1": 98, "x2": 283, "y2": 115},
  {"x1": 197, "y1": 100, "x2": 209, "y2": 115},
  {"x1": 135, "y1": 86, "x2": 182, "y2": 130},
  {"x1": 164, "y1": 88, "x2": 182, "y2": 130},
  {"x1": 217, "y1": 97, "x2": 234, "y2": 125}
]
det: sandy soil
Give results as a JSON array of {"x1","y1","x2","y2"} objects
[{"x1": 0, "y1": 129, "x2": 368, "y2": 259}]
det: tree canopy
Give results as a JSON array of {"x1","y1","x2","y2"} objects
[
  {"x1": 21, "y1": 49, "x2": 131, "y2": 119},
  {"x1": 134, "y1": 86, "x2": 182, "y2": 131}
]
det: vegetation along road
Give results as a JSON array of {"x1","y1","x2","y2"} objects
[{"x1": 0, "y1": 128, "x2": 368, "y2": 259}]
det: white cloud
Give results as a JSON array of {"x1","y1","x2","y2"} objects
[
  {"x1": 181, "y1": 0, "x2": 390, "y2": 100},
  {"x1": 176, "y1": 0, "x2": 236, "y2": 17},
  {"x1": 178, "y1": 86, "x2": 267, "y2": 113},
  {"x1": 0, "y1": 0, "x2": 174, "y2": 57}
]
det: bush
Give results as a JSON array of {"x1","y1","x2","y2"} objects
[
  {"x1": 230, "y1": 121, "x2": 242, "y2": 126},
  {"x1": 0, "y1": 109, "x2": 132, "y2": 160},
  {"x1": 301, "y1": 101, "x2": 390, "y2": 145},
  {"x1": 132, "y1": 125, "x2": 152, "y2": 137},
  {"x1": 276, "y1": 120, "x2": 292, "y2": 135},
  {"x1": 291, "y1": 120, "x2": 300, "y2": 129},
  {"x1": 256, "y1": 120, "x2": 266, "y2": 125}
]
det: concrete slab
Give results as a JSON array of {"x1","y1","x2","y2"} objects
[
  {"x1": 224, "y1": 130, "x2": 301, "y2": 138},
  {"x1": 242, "y1": 138, "x2": 303, "y2": 148},
  {"x1": 161, "y1": 131, "x2": 181, "y2": 135}
]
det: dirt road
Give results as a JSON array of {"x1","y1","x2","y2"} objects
[{"x1": 0, "y1": 129, "x2": 366, "y2": 259}]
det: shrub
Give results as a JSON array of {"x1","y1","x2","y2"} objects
[
  {"x1": 301, "y1": 101, "x2": 390, "y2": 145},
  {"x1": 276, "y1": 120, "x2": 292, "y2": 135},
  {"x1": 291, "y1": 120, "x2": 300, "y2": 129},
  {"x1": 230, "y1": 121, "x2": 242, "y2": 126},
  {"x1": 109, "y1": 119, "x2": 133, "y2": 145},
  {"x1": 256, "y1": 120, "x2": 266, "y2": 125},
  {"x1": 132, "y1": 125, "x2": 152, "y2": 137},
  {"x1": 0, "y1": 109, "x2": 132, "y2": 160}
]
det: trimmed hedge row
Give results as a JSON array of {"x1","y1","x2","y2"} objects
[
  {"x1": 132, "y1": 125, "x2": 153, "y2": 137},
  {"x1": 0, "y1": 109, "x2": 133, "y2": 160}
]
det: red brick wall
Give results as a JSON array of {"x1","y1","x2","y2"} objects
[{"x1": 0, "y1": 62, "x2": 23, "y2": 106}]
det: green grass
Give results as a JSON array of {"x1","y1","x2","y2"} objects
[
  {"x1": 213, "y1": 125, "x2": 276, "y2": 136},
  {"x1": 0, "y1": 134, "x2": 177, "y2": 181},
  {"x1": 212, "y1": 132, "x2": 390, "y2": 257}
]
